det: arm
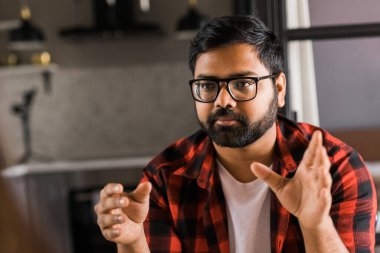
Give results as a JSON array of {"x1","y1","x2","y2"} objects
[
  {"x1": 117, "y1": 231, "x2": 150, "y2": 253},
  {"x1": 299, "y1": 216, "x2": 348, "y2": 253},
  {"x1": 329, "y1": 149, "x2": 377, "y2": 252},
  {"x1": 251, "y1": 131, "x2": 351, "y2": 253}
]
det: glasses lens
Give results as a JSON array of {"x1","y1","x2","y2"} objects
[
  {"x1": 229, "y1": 78, "x2": 257, "y2": 100},
  {"x1": 192, "y1": 80, "x2": 219, "y2": 102}
]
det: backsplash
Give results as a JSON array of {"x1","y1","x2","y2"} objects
[{"x1": 0, "y1": 62, "x2": 199, "y2": 165}]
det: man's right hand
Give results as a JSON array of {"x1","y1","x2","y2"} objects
[{"x1": 94, "y1": 182, "x2": 152, "y2": 248}]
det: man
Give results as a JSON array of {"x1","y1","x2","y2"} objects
[{"x1": 94, "y1": 15, "x2": 377, "y2": 252}]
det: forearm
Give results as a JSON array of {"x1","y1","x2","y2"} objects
[
  {"x1": 117, "y1": 230, "x2": 150, "y2": 253},
  {"x1": 300, "y1": 217, "x2": 348, "y2": 253}
]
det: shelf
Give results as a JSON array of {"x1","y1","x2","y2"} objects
[
  {"x1": 0, "y1": 63, "x2": 58, "y2": 76},
  {"x1": 59, "y1": 24, "x2": 165, "y2": 41},
  {"x1": 0, "y1": 19, "x2": 20, "y2": 31}
]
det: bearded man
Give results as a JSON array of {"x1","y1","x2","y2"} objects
[{"x1": 95, "y1": 15, "x2": 376, "y2": 253}]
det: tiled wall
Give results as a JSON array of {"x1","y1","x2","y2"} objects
[{"x1": 0, "y1": 62, "x2": 199, "y2": 165}]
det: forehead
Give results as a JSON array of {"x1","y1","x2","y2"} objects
[{"x1": 194, "y1": 43, "x2": 269, "y2": 78}]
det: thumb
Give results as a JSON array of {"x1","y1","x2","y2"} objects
[
  {"x1": 130, "y1": 182, "x2": 152, "y2": 203},
  {"x1": 250, "y1": 162, "x2": 286, "y2": 193}
]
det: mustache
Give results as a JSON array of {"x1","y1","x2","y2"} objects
[{"x1": 207, "y1": 107, "x2": 247, "y2": 125}]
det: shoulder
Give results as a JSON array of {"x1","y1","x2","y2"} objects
[
  {"x1": 279, "y1": 115, "x2": 371, "y2": 189},
  {"x1": 278, "y1": 114, "x2": 356, "y2": 162},
  {"x1": 278, "y1": 115, "x2": 373, "y2": 198}
]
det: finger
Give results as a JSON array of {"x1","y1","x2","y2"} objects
[
  {"x1": 314, "y1": 143, "x2": 329, "y2": 167},
  {"x1": 100, "y1": 183, "x2": 124, "y2": 199},
  {"x1": 315, "y1": 146, "x2": 332, "y2": 187},
  {"x1": 318, "y1": 188, "x2": 332, "y2": 215},
  {"x1": 97, "y1": 213, "x2": 125, "y2": 230},
  {"x1": 102, "y1": 227, "x2": 122, "y2": 241},
  {"x1": 321, "y1": 147, "x2": 331, "y2": 170},
  {"x1": 128, "y1": 182, "x2": 152, "y2": 203},
  {"x1": 318, "y1": 161, "x2": 332, "y2": 188},
  {"x1": 250, "y1": 162, "x2": 286, "y2": 194},
  {"x1": 96, "y1": 195, "x2": 129, "y2": 214},
  {"x1": 320, "y1": 171, "x2": 332, "y2": 189},
  {"x1": 302, "y1": 131, "x2": 323, "y2": 167},
  {"x1": 311, "y1": 145, "x2": 327, "y2": 179},
  {"x1": 316, "y1": 146, "x2": 331, "y2": 170}
]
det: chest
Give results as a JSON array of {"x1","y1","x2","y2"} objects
[{"x1": 166, "y1": 178, "x2": 305, "y2": 253}]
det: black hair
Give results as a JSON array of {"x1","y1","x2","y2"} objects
[{"x1": 189, "y1": 15, "x2": 284, "y2": 76}]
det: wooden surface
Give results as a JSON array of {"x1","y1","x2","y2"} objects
[{"x1": 331, "y1": 128, "x2": 380, "y2": 161}]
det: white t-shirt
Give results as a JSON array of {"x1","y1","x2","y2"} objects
[{"x1": 217, "y1": 160, "x2": 271, "y2": 253}]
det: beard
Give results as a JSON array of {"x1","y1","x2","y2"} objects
[{"x1": 198, "y1": 94, "x2": 278, "y2": 148}]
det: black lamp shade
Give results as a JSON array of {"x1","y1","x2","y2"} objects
[
  {"x1": 8, "y1": 20, "x2": 45, "y2": 42},
  {"x1": 176, "y1": 8, "x2": 208, "y2": 31}
]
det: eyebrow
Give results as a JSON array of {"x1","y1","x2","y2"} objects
[{"x1": 196, "y1": 71, "x2": 259, "y2": 79}]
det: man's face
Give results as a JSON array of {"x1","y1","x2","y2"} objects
[{"x1": 193, "y1": 43, "x2": 286, "y2": 148}]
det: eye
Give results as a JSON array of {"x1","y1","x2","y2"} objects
[
  {"x1": 232, "y1": 79, "x2": 255, "y2": 89},
  {"x1": 198, "y1": 81, "x2": 217, "y2": 90}
]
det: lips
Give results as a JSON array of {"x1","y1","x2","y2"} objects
[
  {"x1": 215, "y1": 116, "x2": 236, "y2": 121},
  {"x1": 214, "y1": 116, "x2": 240, "y2": 126}
]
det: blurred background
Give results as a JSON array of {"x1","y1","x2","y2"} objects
[{"x1": 0, "y1": 0, "x2": 379, "y2": 252}]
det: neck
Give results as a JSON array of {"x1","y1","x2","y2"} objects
[{"x1": 213, "y1": 124, "x2": 277, "y2": 183}]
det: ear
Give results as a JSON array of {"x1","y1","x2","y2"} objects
[{"x1": 275, "y1": 72, "x2": 286, "y2": 108}]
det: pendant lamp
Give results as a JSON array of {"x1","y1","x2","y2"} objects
[
  {"x1": 8, "y1": 2, "x2": 45, "y2": 50},
  {"x1": 176, "y1": 0, "x2": 208, "y2": 39}
]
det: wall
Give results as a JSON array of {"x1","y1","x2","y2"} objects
[
  {"x1": 0, "y1": 0, "x2": 232, "y2": 165},
  {"x1": 308, "y1": 0, "x2": 380, "y2": 130},
  {"x1": 0, "y1": 63, "x2": 198, "y2": 164},
  {"x1": 0, "y1": 0, "x2": 232, "y2": 67}
]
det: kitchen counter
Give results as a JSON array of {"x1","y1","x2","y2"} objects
[{"x1": 1, "y1": 156, "x2": 152, "y2": 177}]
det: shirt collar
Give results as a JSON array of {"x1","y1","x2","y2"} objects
[{"x1": 173, "y1": 115, "x2": 309, "y2": 187}]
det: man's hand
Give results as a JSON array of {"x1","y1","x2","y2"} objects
[
  {"x1": 251, "y1": 130, "x2": 332, "y2": 228},
  {"x1": 94, "y1": 182, "x2": 152, "y2": 247}
]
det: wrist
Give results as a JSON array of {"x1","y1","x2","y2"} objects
[
  {"x1": 299, "y1": 216, "x2": 349, "y2": 253},
  {"x1": 117, "y1": 229, "x2": 149, "y2": 253},
  {"x1": 299, "y1": 215, "x2": 333, "y2": 233}
]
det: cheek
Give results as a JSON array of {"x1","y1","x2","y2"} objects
[
  {"x1": 195, "y1": 102, "x2": 213, "y2": 121},
  {"x1": 243, "y1": 92, "x2": 274, "y2": 117}
]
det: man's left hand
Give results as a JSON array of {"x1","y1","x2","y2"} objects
[{"x1": 251, "y1": 130, "x2": 332, "y2": 228}]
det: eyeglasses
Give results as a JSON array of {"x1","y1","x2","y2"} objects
[{"x1": 189, "y1": 74, "x2": 276, "y2": 103}]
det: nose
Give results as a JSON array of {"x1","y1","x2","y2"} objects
[{"x1": 214, "y1": 85, "x2": 237, "y2": 109}]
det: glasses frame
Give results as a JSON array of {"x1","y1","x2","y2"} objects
[{"x1": 188, "y1": 74, "x2": 277, "y2": 103}]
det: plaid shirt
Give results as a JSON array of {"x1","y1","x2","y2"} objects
[{"x1": 141, "y1": 115, "x2": 377, "y2": 253}]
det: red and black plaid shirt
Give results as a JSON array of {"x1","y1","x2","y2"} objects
[{"x1": 141, "y1": 115, "x2": 377, "y2": 252}]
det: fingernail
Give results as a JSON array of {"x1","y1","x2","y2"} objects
[
  {"x1": 113, "y1": 185, "x2": 120, "y2": 192},
  {"x1": 118, "y1": 198, "x2": 125, "y2": 206},
  {"x1": 116, "y1": 214, "x2": 123, "y2": 223},
  {"x1": 111, "y1": 229, "x2": 120, "y2": 237}
]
